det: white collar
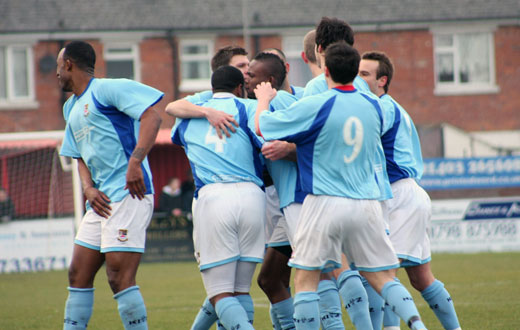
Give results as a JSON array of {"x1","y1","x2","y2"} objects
[{"x1": 213, "y1": 92, "x2": 236, "y2": 99}]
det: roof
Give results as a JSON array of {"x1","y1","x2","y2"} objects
[{"x1": 1, "y1": 0, "x2": 519, "y2": 34}]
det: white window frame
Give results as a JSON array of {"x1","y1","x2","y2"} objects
[
  {"x1": 432, "y1": 25, "x2": 499, "y2": 96},
  {"x1": 0, "y1": 44, "x2": 37, "y2": 110},
  {"x1": 103, "y1": 43, "x2": 141, "y2": 82},
  {"x1": 282, "y1": 35, "x2": 313, "y2": 88},
  {"x1": 179, "y1": 38, "x2": 214, "y2": 92}
]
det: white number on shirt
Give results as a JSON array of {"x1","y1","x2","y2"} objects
[
  {"x1": 205, "y1": 126, "x2": 226, "y2": 153},
  {"x1": 343, "y1": 117, "x2": 363, "y2": 164}
]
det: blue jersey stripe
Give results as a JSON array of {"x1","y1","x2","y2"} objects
[{"x1": 93, "y1": 95, "x2": 153, "y2": 194}]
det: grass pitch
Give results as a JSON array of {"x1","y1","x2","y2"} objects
[{"x1": 1, "y1": 252, "x2": 519, "y2": 329}]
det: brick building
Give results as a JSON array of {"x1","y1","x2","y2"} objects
[{"x1": 1, "y1": 0, "x2": 519, "y2": 214}]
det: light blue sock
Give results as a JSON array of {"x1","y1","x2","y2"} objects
[
  {"x1": 270, "y1": 303, "x2": 283, "y2": 330},
  {"x1": 421, "y1": 280, "x2": 460, "y2": 330},
  {"x1": 337, "y1": 271, "x2": 371, "y2": 329},
  {"x1": 235, "y1": 294, "x2": 255, "y2": 324},
  {"x1": 114, "y1": 286, "x2": 148, "y2": 330},
  {"x1": 381, "y1": 281, "x2": 427, "y2": 330},
  {"x1": 191, "y1": 297, "x2": 218, "y2": 330},
  {"x1": 317, "y1": 280, "x2": 345, "y2": 330},
  {"x1": 215, "y1": 297, "x2": 254, "y2": 330},
  {"x1": 63, "y1": 287, "x2": 94, "y2": 330},
  {"x1": 272, "y1": 297, "x2": 295, "y2": 330},
  {"x1": 383, "y1": 278, "x2": 401, "y2": 329},
  {"x1": 293, "y1": 291, "x2": 320, "y2": 330}
]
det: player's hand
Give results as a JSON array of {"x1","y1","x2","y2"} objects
[
  {"x1": 254, "y1": 82, "x2": 277, "y2": 102},
  {"x1": 84, "y1": 187, "x2": 112, "y2": 218},
  {"x1": 204, "y1": 107, "x2": 239, "y2": 139},
  {"x1": 262, "y1": 140, "x2": 295, "y2": 161},
  {"x1": 125, "y1": 159, "x2": 146, "y2": 200}
]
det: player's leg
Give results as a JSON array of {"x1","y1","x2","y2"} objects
[
  {"x1": 317, "y1": 272, "x2": 344, "y2": 330},
  {"x1": 102, "y1": 195, "x2": 153, "y2": 330},
  {"x1": 343, "y1": 198, "x2": 427, "y2": 330},
  {"x1": 191, "y1": 297, "x2": 218, "y2": 330},
  {"x1": 382, "y1": 276, "x2": 403, "y2": 330},
  {"x1": 235, "y1": 260, "x2": 261, "y2": 324},
  {"x1": 293, "y1": 269, "x2": 322, "y2": 330},
  {"x1": 64, "y1": 244, "x2": 104, "y2": 330},
  {"x1": 406, "y1": 263, "x2": 461, "y2": 330},
  {"x1": 64, "y1": 210, "x2": 105, "y2": 330},
  {"x1": 257, "y1": 246, "x2": 294, "y2": 330},
  {"x1": 333, "y1": 254, "x2": 373, "y2": 330}
]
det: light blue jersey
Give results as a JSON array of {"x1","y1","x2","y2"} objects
[
  {"x1": 171, "y1": 93, "x2": 264, "y2": 197},
  {"x1": 303, "y1": 74, "x2": 369, "y2": 97},
  {"x1": 60, "y1": 78, "x2": 164, "y2": 205},
  {"x1": 380, "y1": 94, "x2": 424, "y2": 183},
  {"x1": 302, "y1": 74, "x2": 392, "y2": 200},
  {"x1": 184, "y1": 90, "x2": 214, "y2": 104},
  {"x1": 259, "y1": 85, "x2": 387, "y2": 199},
  {"x1": 290, "y1": 85, "x2": 305, "y2": 99},
  {"x1": 265, "y1": 90, "x2": 306, "y2": 209}
]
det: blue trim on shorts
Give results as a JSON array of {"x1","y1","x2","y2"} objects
[
  {"x1": 399, "y1": 255, "x2": 432, "y2": 268},
  {"x1": 353, "y1": 262, "x2": 400, "y2": 272},
  {"x1": 101, "y1": 247, "x2": 145, "y2": 253},
  {"x1": 288, "y1": 260, "x2": 341, "y2": 271},
  {"x1": 199, "y1": 255, "x2": 240, "y2": 271},
  {"x1": 266, "y1": 241, "x2": 291, "y2": 248},
  {"x1": 74, "y1": 239, "x2": 100, "y2": 251},
  {"x1": 239, "y1": 256, "x2": 263, "y2": 263}
]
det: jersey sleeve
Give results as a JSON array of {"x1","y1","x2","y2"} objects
[
  {"x1": 184, "y1": 90, "x2": 213, "y2": 104},
  {"x1": 258, "y1": 96, "x2": 322, "y2": 143},
  {"x1": 95, "y1": 79, "x2": 164, "y2": 120},
  {"x1": 59, "y1": 124, "x2": 81, "y2": 158}
]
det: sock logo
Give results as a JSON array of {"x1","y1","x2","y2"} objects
[
  {"x1": 345, "y1": 297, "x2": 363, "y2": 309},
  {"x1": 128, "y1": 316, "x2": 147, "y2": 325},
  {"x1": 293, "y1": 317, "x2": 316, "y2": 324},
  {"x1": 229, "y1": 324, "x2": 241, "y2": 330},
  {"x1": 64, "y1": 318, "x2": 78, "y2": 326}
]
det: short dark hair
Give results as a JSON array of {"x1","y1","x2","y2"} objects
[
  {"x1": 211, "y1": 65, "x2": 244, "y2": 92},
  {"x1": 303, "y1": 30, "x2": 317, "y2": 64},
  {"x1": 362, "y1": 51, "x2": 394, "y2": 93},
  {"x1": 315, "y1": 17, "x2": 355, "y2": 51},
  {"x1": 262, "y1": 48, "x2": 287, "y2": 63},
  {"x1": 253, "y1": 52, "x2": 287, "y2": 90},
  {"x1": 63, "y1": 41, "x2": 96, "y2": 74},
  {"x1": 211, "y1": 46, "x2": 248, "y2": 72},
  {"x1": 325, "y1": 41, "x2": 360, "y2": 85}
]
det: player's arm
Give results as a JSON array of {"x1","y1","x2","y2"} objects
[
  {"x1": 78, "y1": 158, "x2": 112, "y2": 218},
  {"x1": 254, "y1": 82, "x2": 278, "y2": 136},
  {"x1": 261, "y1": 140, "x2": 297, "y2": 162},
  {"x1": 165, "y1": 99, "x2": 238, "y2": 139},
  {"x1": 126, "y1": 107, "x2": 162, "y2": 200}
]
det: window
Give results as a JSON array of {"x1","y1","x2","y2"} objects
[
  {"x1": 0, "y1": 45, "x2": 36, "y2": 109},
  {"x1": 282, "y1": 36, "x2": 312, "y2": 88},
  {"x1": 104, "y1": 43, "x2": 140, "y2": 81},
  {"x1": 179, "y1": 39, "x2": 213, "y2": 91},
  {"x1": 433, "y1": 29, "x2": 498, "y2": 95}
]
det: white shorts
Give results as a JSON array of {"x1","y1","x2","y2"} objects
[
  {"x1": 289, "y1": 194, "x2": 399, "y2": 272},
  {"x1": 75, "y1": 194, "x2": 154, "y2": 253},
  {"x1": 282, "y1": 202, "x2": 302, "y2": 247},
  {"x1": 382, "y1": 178, "x2": 432, "y2": 266},
  {"x1": 193, "y1": 182, "x2": 266, "y2": 271},
  {"x1": 265, "y1": 185, "x2": 289, "y2": 247}
]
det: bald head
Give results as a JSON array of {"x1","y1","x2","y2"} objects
[{"x1": 303, "y1": 30, "x2": 317, "y2": 64}]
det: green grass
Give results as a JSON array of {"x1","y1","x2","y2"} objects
[{"x1": 1, "y1": 252, "x2": 519, "y2": 329}]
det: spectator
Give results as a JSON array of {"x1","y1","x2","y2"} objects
[
  {"x1": 159, "y1": 177, "x2": 183, "y2": 217},
  {"x1": 0, "y1": 188, "x2": 15, "y2": 223}
]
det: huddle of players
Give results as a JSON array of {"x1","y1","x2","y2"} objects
[{"x1": 166, "y1": 16, "x2": 461, "y2": 330}]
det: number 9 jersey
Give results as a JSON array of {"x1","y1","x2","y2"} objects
[{"x1": 258, "y1": 85, "x2": 388, "y2": 200}]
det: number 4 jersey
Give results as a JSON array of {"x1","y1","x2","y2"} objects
[
  {"x1": 171, "y1": 93, "x2": 265, "y2": 197},
  {"x1": 258, "y1": 85, "x2": 388, "y2": 200}
]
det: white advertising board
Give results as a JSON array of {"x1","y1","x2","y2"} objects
[
  {"x1": 429, "y1": 198, "x2": 520, "y2": 253},
  {"x1": 0, "y1": 218, "x2": 74, "y2": 273}
]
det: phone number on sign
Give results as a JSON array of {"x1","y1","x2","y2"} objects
[
  {"x1": 423, "y1": 158, "x2": 520, "y2": 177},
  {"x1": 0, "y1": 256, "x2": 68, "y2": 273}
]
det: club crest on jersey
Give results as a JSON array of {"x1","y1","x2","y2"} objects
[
  {"x1": 83, "y1": 104, "x2": 89, "y2": 117},
  {"x1": 117, "y1": 229, "x2": 128, "y2": 242}
]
